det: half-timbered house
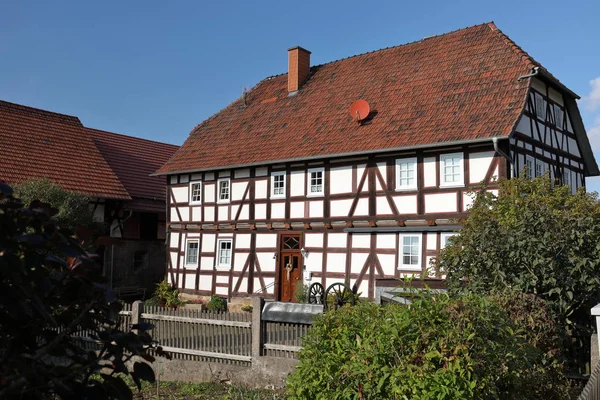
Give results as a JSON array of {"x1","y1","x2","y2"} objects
[{"x1": 155, "y1": 23, "x2": 598, "y2": 302}]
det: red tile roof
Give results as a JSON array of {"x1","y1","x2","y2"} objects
[
  {"x1": 87, "y1": 128, "x2": 178, "y2": 212},
  {"x1": 0, "y1": 100, "x2": 131, "y2": 199},
  {"x1": 156, "y1": 23, "x2": 543, "y2": 175}
]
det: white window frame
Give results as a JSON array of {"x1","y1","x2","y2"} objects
[
  {"x1": 563, "y1": 167, "x2": 571, "y2": 187},
  {"x1": 189, "y1": 181, "x2": 202, "y2": 205},
  {"x1": 215, "y1": 238, "x2": 233, "y2": 270},
  {"x1": 440, "y1": 232, "x2": 457, "y2": 249},
  {"x1": 439, "y1": 152, "x2": 464, "y2": 188},
  {"x1": 525, "y1": 156, "x2": 534, "y2": 179},
  {"x1": 217, "y1": 178, "x2": 230, "y2": 204},
  {"x1": 184, "y1": 239, "x2": 200, "y2": 268},
  {"x1": 535, "y1": 159, "x2": 547, "y2": 177},
  {"x1": 271, "y1": 171, "x2": 286, "y2": 198},
  {"x1": 534, "y1": 92, "x2": 546, "y2": 120},
  {"x1": 398, "y1": 234, "x2": 422, "y2": 270},
  {"x1": 395, "y1": 157, "x2": 418, "y2": 191},
  {"x1": 307, "y1": 167, "x2": 325, "y2": 197}
]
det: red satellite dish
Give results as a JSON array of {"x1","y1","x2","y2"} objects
[{"x1": 349, "y1": 100, "x2": 370, "y2": 121}]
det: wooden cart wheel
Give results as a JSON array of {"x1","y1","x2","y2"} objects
[
  {"x1": 307, "y1": 282, "x2": 324, "y2": 304},
  {"x1": 324, "y1": 282, "x2": 356, "y2": 311}
]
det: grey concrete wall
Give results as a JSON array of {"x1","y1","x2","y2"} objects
[{"x1": 106, "y1": 239, "x2": 165, "y2": 291}]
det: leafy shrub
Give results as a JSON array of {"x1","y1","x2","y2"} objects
[
  {"x1": 206, "y1": 295, "x2": 227, "y2": 312},
  {"x1": 152, "y1": 279, "x2": 183, "y2": 308},
  {"x1": 294, "y1": 281, "x2": 309, "y2": 303},
  {"x1": 241, "y1": 305, "x2": 253, "y2": 313},
  {"x1": 287, "y1": 292, "x2": 572, "y2": 400}
]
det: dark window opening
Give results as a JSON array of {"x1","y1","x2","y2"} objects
[
  {"x1": 139, "y1": 212, "x2": 158, "y2": 240},
  {"x1": 133, "y1": 251, "x2": 148, "y2": 271}
]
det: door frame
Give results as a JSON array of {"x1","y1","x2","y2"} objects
[{"x1": 275, "y1": 232, "x2": 303, "y2": 301}]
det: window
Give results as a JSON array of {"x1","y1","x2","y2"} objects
[
  {"x1": 190, "y1": 181, "x2": 202, "y2": 205},
  {"x1": 525, "y1": 156, "x2": 534, "y2": 179},
  {"x1": 553, "y1": 104, "x2": 564, "y2": 129},
  {"x1": 535, "y1": 160, "x2": 547, "y2": 177},
  {"x1": 563, "y1": 167, "x2": 571, "y2": 186},
  {"x1": 399, "y1": 234, "x2": 421, "y2": 270},
  {"x1": 440, "y1": 153, "x2": 464, "y2": 187},
  {"x1": 216, "y1": 239, "x2": 233, "y2": 269},
  {"x1": 396, "y1": 157, "x2": 417, "y2": 190},
  {"x1": 307, "y1": 167, "x2": 324, "y2": 196},
  {"x1": 185, "y1": 239, "x2": 199, "y2": 268},
  {"x1": 133, "y1": 251, "x2": 148, "y2": 271},
  {"x1": 218, "y1": 178, "x2": 230, "y2": 203},
  {"x1": 534, "y1": 92, "x2": 546, "y2": 120},
  {"x1": 440, "y1": 233, "x2": 457, "y2": 249},
  {"x1": 271, "y1": 171, "x2": 286, "y2": 198}
]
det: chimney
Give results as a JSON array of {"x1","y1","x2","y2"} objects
[{"x1": 288, "y1": 46, "x2": 311, "y2": 93}]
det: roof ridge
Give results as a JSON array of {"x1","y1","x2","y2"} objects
[
  {"x1": 0, "y1": 99, "x2": 82, "y2": 126},
  {"x1": 85, "y1": 126, "x2": 179, "y2": 149},
  {"x1": 485, "y1": 22, "x2": 538, "y2": 70}
]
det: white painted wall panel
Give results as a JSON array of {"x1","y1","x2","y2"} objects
[
  {"x1": 357, "y1": 164, "x2": 367, "y2": 191},
  {"x1": 355, "y1": 198, "x2": 369, "y2": 216},
  {"x1": 172, "y1": 187, "x2": 188, "y2": 203},
  {"x1": 330, "y1": 166, "x2": 353, "y2": 194},
  {"x1": 200, "y1": 256, "x2": 214, "y2": 270},
  {"x1": 199, "y1": 275, "x2": 212, "y2": 291},
  {"x1": 469, "y1": 151, "x2": 494, "y2": 184},
  {"x1": 215, "y1": 286, "x2": 228, "y2": 296},
  {"x1": 232, "y1": 182, "x2": 247, "y2": 201},
  {"x1": 376, "y1": 233, "x2": 395, "y2": 249},
  {"x1": 255, "y1": 179, "x2": 268, "y2": 199},
  {"x1": 257, "y1": 277, "x2": 274, "y2": 294},
  {"x1": 180, "y1": 175, "x2": 189, "y2": 183},
  {"x1": 178, "y1": 207, "x2": 189, "y2": 221},
  {"x1": 205, "y1": 183, "x2": 215, "y2": 203},
  {"x1": 257, "y1": 234, "x2": 277, "y2": 248},
  {"x1": 169, "y1": 233, "x2": 179, "y2": 248},
  {"x1": 350, "y1": 252, "x2": 369, "y2": 272},
  {"x1": 191, "y1": 173, "x2": 202, "y2": 180},
  {"x1": 169, "y1": 253, "x2": 178, "y2": 270},
  {"x1": 426, "y1": 233, "x2": 437, "y2": 250},
  {"x1": 463, "y1": 192, "x2": 476, "y2": 210},
  {"x1": 305, "y1": 233, "x2": 324, "y2": 248},
  {"x1": 515, "y1": 116, "x2": 531, "y2": 136},
  {"x1": 204, "y1": 206, "x2": 214, "y2": 222},
  {"x1": 376, "y1": 196, "x2": 393, "y2": 215},
  {"x1": 330, "y1": 199, "x2": 353, "y2": 217},
  {"x1": 255, "y1": 203, "x2": 266, "y2": 220},
  {"x1": 376, "y1": 162, "x2": 386, "y2": 191},
  {"x1": 568, "y1": 137, "x2": 581, "y2": 157},
  {"x1": 218, "y1": 206, "x2": 228, "y2": 221},
  {"x1": 256, "y1": 167, "x2": 268, "y2": 177},
  {"x1": 328, "y1": 233, "x2": 347, "y2": 248},
  {"x1": 202, "y1": 234, "x2": 216, "y2": 253},
  {"x1": 233, "y1": 252, "x2": 249, "y2": 271},
  {"x1": 218, "y1": 170, "x2": 231, "y2": 178},
  {"x1": 271, "y1": 202, "x2": 285, "y2": 219},
  {"x1": 290, "y1": 170, "x2": 304, "y2": 196},
  {"x1": 191, "y1": 207, "x2": 201, "y2": 221},
  {"x1": 187, "y1": 232, "x2": 200, "y2": 239},
  {"x1": 423, "y1": 157, "x2": 437, "y2": 187},
  {"x1": 327, "y1": 253, "x2": 346, "y2": 273},
  {"x1": 426, "y1": 256, "x2": 437, "y2": 276},
  {"x1": 304, "y1": 252, "x2": 323, "y2": 272},
  {"x1": 290, "y1": 201, "x2": 304, "y2": 218},
  {"x1": 170, "y1": 208, "x2": 180, "y2": 222},
  {"x1": 169, "y1": 176, "x2": 177, "y2": 184},
  {"x1": 216, "y1": 275, "x2": 229, "y2": 284},
  {"x1": 205, "y1": 172, "x2": 215, "y2": 181},
  {"x1": 239, "y1": 204, "x2": 249, "y2": 220},
  {"x1": 236, "y1": 234, "x2": 251, "y2": 249},
  {"x1": 309, "y1": 200, "x2": 323, "y2": 218},
  {"x1": 425, "y1": 193, "x2": 457, "y2": 213},
  {"x1": 393, "y1": 195, "x2": 417, "y2": 214},
  {"x1": 378, "y1": 254, "x2": 395, "y2": 275},
  {"x1": 235, "y1": 169, "x2": 250, "y2": 179},
  {"x1": 238, "y1": 278, "x2": 249, "y2": 293},
  {"x1": 352, "y1": 233, "x2": 371, "y2": 249}
]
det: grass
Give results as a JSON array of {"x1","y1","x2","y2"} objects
[{"x1": 131, "y1": 379, "x2": 286, "y2": 399}]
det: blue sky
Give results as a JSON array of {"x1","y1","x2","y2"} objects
[{"x1": 1, "y1": 0, "x2": 600, "y2": 190}]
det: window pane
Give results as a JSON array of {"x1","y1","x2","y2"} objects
[
  {"x1": 191, "y1": 183, "x2": 202, "y2": 202},
  {"x1": 310, "y1": 170, "x2": 323, "y2": 193},
  {"x1": 187, "y1": 241, "x2": 199, "y2": 264},
  {"x1": 219, "y1": 180, "x2": 230, "y2": 200}
]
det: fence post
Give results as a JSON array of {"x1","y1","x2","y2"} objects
[
  {"x1": 132, "y1": 300, "x2": 143, "y2": 333},
  {"x1": 591, "y1": 304, "x2": 600, "y2": 369},
  {"x1": 252, "y1": 296, "x2": 264, "y2": 360}
]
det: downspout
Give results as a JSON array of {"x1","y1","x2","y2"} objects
[
  {"x1": 517, "y1": 66, "x2": 539, "y2": 81},
  {"x1": 492, "y1": 137, "x2": 515, "y2": 178},
  {"x1": 110, "y1": 209, "x2": 133, "y2": 289}
]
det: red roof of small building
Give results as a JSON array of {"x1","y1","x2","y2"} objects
[
  {"x1": 87, "y1": 128, "x2": 178, "y2": 212},
  {"x1": 156, "y1": 23, "x2": 550, "y2": 175},
  {"x1": 0, "y1": 100, "x2": 131, "y2": 199}
]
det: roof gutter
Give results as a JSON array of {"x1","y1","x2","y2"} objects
[
  {"x1": 153, "y1": 136, "x2": 507, "y2": 176},
  {"x1": 518, "y1": 66, "x2": 580, "y2": 100}
]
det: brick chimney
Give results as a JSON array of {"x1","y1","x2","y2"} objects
[{"x1": 287, "y1": 46, "x2": 311, "y2": 93}]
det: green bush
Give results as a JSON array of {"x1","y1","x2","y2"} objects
[
  {"x1": 287, "y1": 292, "x2": 572, "y2": 400},
  {"x1": 206, "y1": 295, "x2": 227, "y2": 312},
  {"x1": 151, "y1": 279, "x2": 183, "y2": 308},
  {"x1": 294, "y1": 281, "x2": 309, "y2": 303}
]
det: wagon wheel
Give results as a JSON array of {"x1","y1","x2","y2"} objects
[
  {"x1": 324, "y1": 283, "x2": 356, "y2": 311},
  {"x1": 307, "y1": 282, "x2": 324, "y2": 304}
]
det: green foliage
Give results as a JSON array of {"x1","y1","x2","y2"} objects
[
  {"x1": 439, "y1": 175, "x2": 600, "y2": 325},
  {"x1": 206, "y1": 295, "x2": 227, "y2": 312},
  {"x1": 294, "y1": 281, "x2": 309, "y2": 303},
  {"x1": 152, "y1": 279, "x2": 183, "y2": 308},
  {"x1": 241, "y1": 305, "x2": 253, "y2": 313},
  {"x1": 0, "y1": 182, "x2": 166, "y2": 399},
  {"x1": 13, "y1": 178, "x2": 100, "y2": 232},
  {"x1": 287, "y1": 291, "x2": 572, "y2": 400}
]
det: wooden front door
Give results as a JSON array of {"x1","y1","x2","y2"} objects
[{"x1": 278, "y1": 234, "x2": 302, "y2": 302}]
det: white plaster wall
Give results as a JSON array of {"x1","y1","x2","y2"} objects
[
  {"x1": 232, "y1": 182, "x2": 247, "y2": 201},
  {"x1": 202, "y1": 234, "x2": 216, "y2": 253},
  {"x1": 305, "y1": 233, "x2": 324, "y2": 247},
  {"x1": 172, "y1": 187, "x2": 188, "y2": 203},
  {"x1": 327, "y1": 253, "x2": 346, "y2": 273},
  {"x1": 192, "y1": 207, "x2": 201, "y2": 221},
  {"x1": 180, "y1": 175, "x2": 189, "y2": 183},
  {"x1": 352, "y1": 234, "x2": 371, "y2": 249},
  {"x1": 290, "y1": 201, "x2": 304, "y2": 218},
  {"x1": 257, "y1": 277, "x2": 275, "y2": 294},
  {"x1": 463, "y1": 192, "x2": 476, "y2": 210},
  {"x1": 236, "y1": 234, "x2": 251, "y2": 249},
  {"x1": 330, "y1": 199, "x2": 353, "y2": 217},
  {"x1": 230, "y1": 205, "x2": 238, "y2": 220},
  {"x1": 531, "y1": 78, "x2": 546, "y2": 93},
  {"x1": 257, "y1": 233, "x2": 277, "y2": 248},
  {"x1": 426, "y1": 233, "x2": 437, "y2": 250},
  {"x1": 548, "y1": 87, "x2": 564, "y2": 105},
  {"x1": 425, "y1": 193, "x2": 457, "y2": 213},
  {"x1": 376, "y1": 233, "x2": 395, "y2": 249},
  {"x1": 238, "y1": 204, "x2": 249, "y2": 220},
  {"x1": 255, "y1": 203, "x2": 266, "y2": 220},
  {"x1": 330, "y1": 166, "x2": 353, "y2": 194},
  {"x1": 204, "y1": 206, "x2": 215, "y2": 222},
  {"x1": 350, "y1": 252, "x2": 369, "y2": 273},
  {"x1": 218, "y1": 170, "x2": 231, "y2": 178},
  {"x1": 568, "y1": 137, "x2": 581, "y2": 157},
  {"x1": 169, "y1": 232, "x2": 179, "y2": 248},
  {"x1": 169, "y1": 253, "x2": 178, "y2": 270},
  {"x1": 205, "y1": 172, "x2": 215, "y2": 181},
  {"x1": 355, "y1": 198, "x2": 369, "y2": 216},
  {"x1": 515, "y1": 116, "x2": 531, "y2": 136},
  {"x1": 238, "y1": 278, "x2": 249, "y2": 293},
  {"x1": 218, "y1": 206, "x2": 228, "y2": 221},
  {"x1": 378, "y1": 254, "x2": 395, "y2": 275},
  {"x1": 199, "y1": 275, "x2": 212, "y2": 291},
  {"x1": 423, "y1": 157, "x2": 437, "y2": 187},
  {"x1": 271, "y1": 202, "x2": 285, "y2": 219},
  {"x1": 215, "y1": 286, "x2": 228, "y2": 296},
  {"x1": 205, "y1": 183, "x2": 215, "y2": 203},
  {"x1": 309, "y1": 200, "x2": 323, "y2": 218},
  {"x1": 170, "y1": 208, "x2": 180, "y2": 222},
  {"x1": 426, "y1": 256, "x2": 437, "y2": 276},
  {"x1": 233, "y1": 252, "x2": 249, "y2": 271},
  {"x1": 191, "y1": 173, "x2": 202, "y2": 180},
  {"x1": 200, "y1": 257, "x2": 214, "y2": 270},
  {"x1": 216, "y1": 275, "x2": 229, "y2": 284},
  {"x1": 255, "y1": 179, "x2": 268, "y2": 199},
  {"x1": 179, "y1": 207, "x2": 190, "y2": 222},
  {"x1": 469, "y1": 151, "x2": 494, "y2": 184},
  {"x1": 393, "y1": 195, "x2": 417, "y2": 214},
  {"x1": 290, "y1": 170, "x2": 304, "y2": 196},
  {"x1": 169, "y1": 176, "x2": 177, "y2": 184},
  {"x1": 256, "y1": 167, "x2": 268, "y2": 177},
  {"x1": 376, "y1": 162, "x2": 386, "y2": 190},
  {"x1": 357, "y1": 164, "x2": 367, "y2": 191},
  {"x1": 328, "y1": 233, "x2": 347, "y2": 248},
  {"x1": 235, "y1": 169, "x2": 250, "y2": 179},
  {"x1": 304, "y1": 252, "x2": 323, "y2": 272},
  {"x1": 376, "y1": 196, "x2": 393, "y2": 215}
]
